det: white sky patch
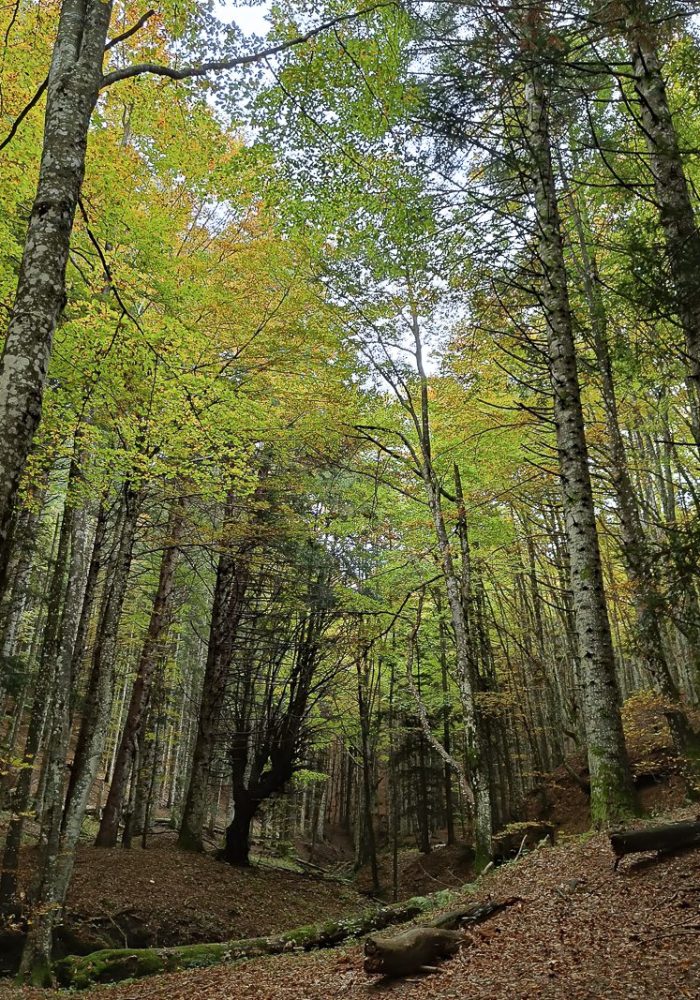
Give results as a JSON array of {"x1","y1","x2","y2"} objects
[{"x1": 216, "y1": 2, "x2": 272, "y2": 36}]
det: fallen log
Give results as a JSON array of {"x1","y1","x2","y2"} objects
[
  {"x1": 425, "y1": 897, "x2": 520, "y2": 930},
  {"x1": 364, "y1": 927, "x2": 465, "y2": 977},
  {"x1": 54, "y1": 887, "x2": 459, "y2": 989},
  {"x1": 611, "y1": 820, "x2": 700, "y2": 869},
  {"x1": 364, "y1": 897, "x2": 520, "y2": 977}
]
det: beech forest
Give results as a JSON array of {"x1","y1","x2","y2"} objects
[{"x1": 1, "y1": 2, "x2": 700, "y2": 997}]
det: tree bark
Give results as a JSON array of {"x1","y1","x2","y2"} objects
[
  {"x1": 0, "y1": 506, "x2": 40, "y2": 701},
  {"x1": 560, "y1": 157, "x2": 696, "y2": 737},
  {"x1": 0, "y1": 485, "x2": 73, "y2": 914},
  {"x1": 611, "y1": 819, "x2": 700, "y2": 864},
  {"x1": 524, "y1": 28, "x2": 636, "y2": 825},
  {"x1": 222, "y1": 794, "x2": 257, "y2": 866},
  {"x1": 0, "y1": 0, "x2": 114, "y2": 571},
  {"x1": 68, "y1": 499, "x2": 107, "y2": 720},
  {"x1": 19, "y1": 487, "x2": 90, "y2": 969}
]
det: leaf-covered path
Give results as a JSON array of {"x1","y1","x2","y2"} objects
[{"x1": 5, "y1": 821, "x2": 700, "y2": 999}]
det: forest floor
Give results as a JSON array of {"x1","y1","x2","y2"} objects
[
  {"x1": 2, "y1": 806, "x2": 700, "y2": 999},
  {"x1": 0, "y1": 833, "x2": 365, "y2": 972}
]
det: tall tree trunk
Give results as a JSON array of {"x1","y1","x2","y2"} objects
[
  {"x1": 524, "y1": 37, "x2": 636, "y2": 825},
  {"x1": 178, "y1": 522, "x2": 252, "y2": 851},
  {"x1": 22, "y1": 487, "x2": 90, "y2": 959},
  {"x1": 0, "y1": 0, "x2": 114, "y2": 569},
  {"x1": 564, "y1": 180, "x2": 699, "y2": 767},
  {"x1": 414, "y1": 644, "x2": 431, "y2": 855},
  {"x1": 624, "y1": 0, "x2": 700, "y2": 447},
  {"x1": 18, "y1": 482, "x2": 139, "y2": 983},
  {"x1": 356, "y1": 655, "x2": 380, "y2": 891},
  {"x1": 68, "y1": 499, "x2": 107, "y2": 719},
  {"x1": 407, "y1": 305, "x2": 491, "y2": 865},
  {"x1": 138, "y1": 683, "x2": 167, "y2": 847},
  {"x1": 388, "y1": 658, "x2": 401, "y2": 900},
  {"x1": 129, "y1": 695, "x2": 159, "y2": 843},
  {"x1": 0, "y1": 495, "x2": 69, "y2": 913},
  {"x1": 96, "y1": 499, "x2": 183, "y2": 846},
  {"x1": 438, "y1": 612, "x2": 456, "y2": 846}
]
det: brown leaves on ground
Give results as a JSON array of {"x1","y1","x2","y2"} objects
[
  {"x1": 5, "y1": 814, "x2": 700, "y2": 999},
  {"x1": 16, "y1": 833, "x2": 364, "y2": 951},
  {"x1": 356, "y1": 843, "x2": 477, "y2": 899}
]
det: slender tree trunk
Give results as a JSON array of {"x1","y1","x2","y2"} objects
[
  {"x1": 388, "y1": 659, "x2": 400, "y2": 900},
  {"x1": 405, "y1": 595, "x2": 471, "y2": 831},
  {"x1": 64, "y1": 483, "x2": 140, "y2": 824},
  {"x1": 438, "y1": 613, "x2": 456, "y2": 846},
  {"x1": 0, "y1": 1, "x2": 114, "y2": 572},
  {"x1": 356, "y1": 655, "x2": 380, "y2": 891},
  {"x1": 23, "y1": 488, "x2": 90, "y2": 933},
  {"x1": 130, "y1": 701, "x2": 156, "y2": 842},
  {"x1": 96, "y1": 500, "x2": 183, "y2": 846},
  {"x1": 524, "y1": 41, "x2": 636, "y2": 825},
  {"x1": 407, "y1": 305, "x2": 491, "y2": 864},
  {"x1": 68, "y1": 499, "x2": 107, "y2": 720},
  {"x1": 414, "y1": 643, "x2": 431, "y2": 855},
  {"x1": 139, "y1": 688, "x2": 166, "y2": 847}
]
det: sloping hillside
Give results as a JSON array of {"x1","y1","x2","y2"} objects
[{"x1": 4, "y1": 810, "x2": 699, "y2": 999}]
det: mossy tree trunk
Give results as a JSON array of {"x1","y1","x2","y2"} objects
[{"x1": 56, "y1": 887, "x2": 468, "y2": 989}]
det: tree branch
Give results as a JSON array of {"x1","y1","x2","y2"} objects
[
  {"x1": 100, "y1": 3, "x2": 395, "y2": 89},
  {"x1": 0, "y1": 9, "x2": 157, "y2": 152},
  {"x1": 105, "y1": 8, "x2": 156, "y2": 51},
  {"x1": 0, "y1": 76, "x2": 47, "y2": 153}
]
